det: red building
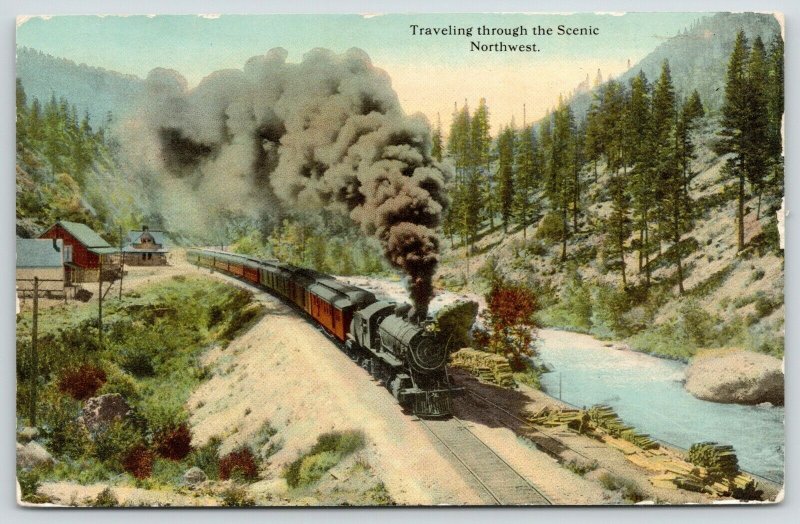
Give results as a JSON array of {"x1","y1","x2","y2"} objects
[{"x1": 38, "y1": 221, "x2": 119, "y2": 283}]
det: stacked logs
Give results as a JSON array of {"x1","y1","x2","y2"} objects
[{"x1": 450, "y1": 348, "x2": 515, "y2": 387}]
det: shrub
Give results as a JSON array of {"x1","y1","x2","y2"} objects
[
  {"x1": 219, "y1": 447, "x2": 259, "y2": 482},
  {"x1": 220, "y1": 485, "x2": 255, "y2": 507},
  {"x1": 94, "y1": 421, "x2": 143, "y2": 470},
  {"x1": 284, "y1": 431, "x2": 365, "y2": 488},
  {"x1": 58, "y1": 364, "x2": 107, "y2": 400},
  {"x1": 122, "y1": 444, "x2": 154, "y2": 479},
  {"x1": 598, "y1": 472, "x2": 646, "y2": 503},
  {"x1": 155, "y1": 423, "x2": 193, "y2": 461},
  {"x1": 92, "y1": 487, "x2": 119, "y2": 507},
  {"x1": 754, "y1": 295, "x2": 780, "y2": 318},
  {"x1": 191, "y1": 437, "x2": 221, "y2": 480},
  {"x1": 39, "y1": 391, "x2": 94, "y2": 459},
  {"x1": 17, "y1": 467, "x2": 44, "y2": 502},
  {"x1": 536, "y1": 212, "x2": 565, "y2": 244},
  {"x1": 119, "y1": 347, "x2": 156, "y2": 377},
  {"x1": 97, "y1": 363, "x2": 140, "y2": 400},
  {"x1": 564, "y1": 459, "x2": 599, "y2": 477}
]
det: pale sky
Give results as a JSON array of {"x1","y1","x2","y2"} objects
[{"x1": 17, "y1": 13, "x2": 703, "y2": 132}]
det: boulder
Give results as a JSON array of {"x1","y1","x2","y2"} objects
[
  {"x1": 684, "y1": 349, "x2": 784, "y2": 405},
  {"x1": 183, "y1": 467, "x2": 208, "y2": 487},
  {"x1": 17, "y1": 441, "x2": 54, "y2": 469},
  {"x1": 17, "y1": 427, "x2": 39, "y2": 443},
  {"x1": 79, "y1": 393, "x2": 131, "y2": 433}
]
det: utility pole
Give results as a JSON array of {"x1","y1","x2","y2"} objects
[
  {"x1": 29, "y1": 277, "x2": 39, "y2": 427},
  {"x1": 118, "y1": 226, "x2": 124, "y2": 300},
  {"x1": 98, "y1": 257, "x2": 103, "y2": 350}
]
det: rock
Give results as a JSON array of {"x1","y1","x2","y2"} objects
[
  {"x1": 17, "y1": 427, "x2": 39, "y2": 443},
  {"x1": 183, "y1": 467, "x2": 208, "y2": 487},
  {"x1": 17, "y1": 441, "x2": 54, "y2": 469},
  {"x1": 684, "y1": 349, "x2": 784, "y2": 405},
  {"x1": 79, "y1": 394, "x2": 131, "y2": 433}
]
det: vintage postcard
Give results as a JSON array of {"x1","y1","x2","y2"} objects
[{"x1": 15, "y1": 12, "x2": 784, "y2": 506}]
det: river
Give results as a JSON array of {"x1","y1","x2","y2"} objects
[{"x1": 536, "y1": 329, "x2": 784, "y2": 483}]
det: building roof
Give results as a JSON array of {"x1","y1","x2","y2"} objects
[
  {"x1": 125, "y1": 229, "x2": 169, "y2": 249},
  {"x1": 17, "y1": 239, "x2": 64, "y2": 268},
  {"x1": 44, "y1": 221, "x2": 112, "y2": 248},
  {"x1": 88, "y1": 246, "x2": 121, "y2": 255}
]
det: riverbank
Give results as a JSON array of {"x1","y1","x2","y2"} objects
[{"x1": 535, "y1": 327, "x2": 784, "y2": 484}]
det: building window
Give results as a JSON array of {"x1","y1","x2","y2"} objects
[
  {"x1": 63, "y1": 245, "x2": 73, "y2": 262},
  {"x1": 141, "y1": 253, "x2": 146, "y2": 261}
]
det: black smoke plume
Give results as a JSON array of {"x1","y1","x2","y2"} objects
[{"x1": 122, "y1": 47, "x2": 450, "y2": 315}]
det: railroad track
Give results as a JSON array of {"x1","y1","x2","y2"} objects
[
  {"x1": 420, "y1": 416, "x2": 552, "y2": 505},
  {"x1": 463, "y1": 389, "x2": 595, "y2": 462}
]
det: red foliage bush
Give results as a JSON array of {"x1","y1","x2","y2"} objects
[
  {"x1": 483, "y1": 282, "x2": 539, "y2": 371},
  {"x1": 123, "y1": 444, "x2": 154, "y2": 479},
  {"x1": 219, "y1": 448, "x2": 259, "y2": 481},
  {"x1": 58, "y1": 364, "x2": 107, "y2": 400},
  {"x1": 155, "y1": 424, "x2": 193, "y2": 460}
]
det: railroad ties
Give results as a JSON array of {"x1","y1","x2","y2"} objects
[{"x1": 420, "y1": 417, "x2": 552, "y2": 505}]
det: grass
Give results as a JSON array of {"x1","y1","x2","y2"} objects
[
  {"x1": 16, "y1": 275, "x2": 263, "y2": 496},
  {"x1": 284, "y1": 431, "x2": 366, "y2": 489}
]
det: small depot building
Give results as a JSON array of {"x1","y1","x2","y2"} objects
[
  {"x1": 38, "y1": 220, "x2": 119, "y2": 283},
  {"x1": 122, "y1": 226, "x2": 169, "y2": 266},
  {"x1": 16, "y1": 238, "x2": 65, "y2": 296}
]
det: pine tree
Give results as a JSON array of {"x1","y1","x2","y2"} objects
[
  {"x1": 744, "y1": 36, "x2": 770, "y2": 218},
  {"x1": 471, "y1": 98, "x2": 493, "y2": 229},
  {"x1": 766, "y1": 35, "x2": 784, "y2": 205},
  {"x1": 652, "y1": 60, "x2": 690, "y2": 294},
  {"x1": 584, "y1": 100, "x2": 603, "y2": 182},
  {"x1": 627, "y1": 71, "x2": 655, "y2": 286},
  {"x1": 548, "y1": 100, "x2": 576, "y2": 262},
  {"x1": 495, "y1": 125, "x2": 516, "y2": 233},
  {"x1": 431, "y1": 113, "x2": 443, "y2": 162},
  {"x1": 606, "y1": 169, "x2": 632, "y2": 287},
  {"x1": 717, "y1": 31, "x2": 750, "y2": 251},
  {"x1": 514, "y1": 125, "x2": 541, "y2": 239}
]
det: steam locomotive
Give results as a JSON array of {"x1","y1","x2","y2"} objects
[{"x1": 186, "y1": 248, "x2": 456, "y2": 417}]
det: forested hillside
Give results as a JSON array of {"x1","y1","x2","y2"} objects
[
  {"x1": 16, "y1": 47, "x2": 143, "y2": 129},
  {"x1": 15, "y1": 79, "x2": 148, "y2": 241},
  {"x1": 436, "y1": 22, "x2": 784, "y2": 360}
]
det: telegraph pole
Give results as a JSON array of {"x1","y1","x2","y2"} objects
[
  {"x1": 29, "y1": 277, "x2": 39, "y2": 426},
  {"x1": 98, "y1": 257, "x2": 103, "y2": 350},
  {"x1": 119, "y1": 226, "x2": 124, "y2": 300}
]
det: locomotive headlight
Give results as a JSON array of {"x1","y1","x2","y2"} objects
[{"x1": 412, "y1": 336, "x2": 447, "y2": 372}]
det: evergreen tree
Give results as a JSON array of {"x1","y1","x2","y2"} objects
[
  {"x1": 548, "y1": 100, "x2": 576, "y2": 262},
  {"x1": 627, "y1": 71, "x2": 655, "y2": 285},
  {"x1": 717, "y1": 31, "x2": 750, "y2": 251},
  {"x1": 584, "y1": 100, "x2": 603, "y2": 182},
  {"x1": 431, "y1": 113, "x2": 444, "y2": 162},
  {"x1": 514, "y1": 125, "x2": 541, "y2": 239},
  {"x1": 744, "y1": 36, "x2": 770, "y2": 218},
  {"x1": 605, "y1": 169, "x2": 632, "y2": 287},
  {"x1": 767, "y1": 34, "x2": 784, "y2": 198},
  {"x1": 471, "y1": 98, "x2": 493, "y2": 229},
  {"x1": 652, "y1": 60, "x2": 691, "y2": 294},
  {"x1": 495, "y1": 125, "x2": 516, "y2": 233}
]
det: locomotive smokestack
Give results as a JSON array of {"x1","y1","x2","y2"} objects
[{"x1": 124, "y1": 47, "x2": 450, "y2": 313}]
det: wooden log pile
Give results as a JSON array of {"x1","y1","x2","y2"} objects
[
  {"x1": 588, "y1": 405, "x2": 660, "y2": 450},
  {"x1": 450, "y1": 348, "x2": 516, "y2": 387},
  {"x1": 688, "y1": 442, "x2": 740, "y2": 480},
  {"x1": 525, "y1": 406, "x2": 591, "y2": 433}
]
